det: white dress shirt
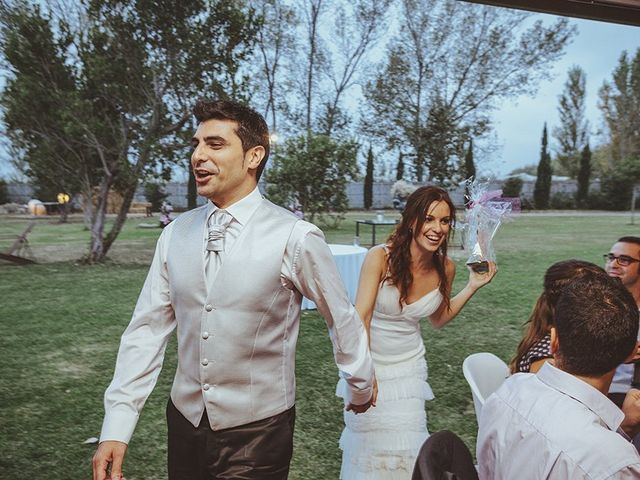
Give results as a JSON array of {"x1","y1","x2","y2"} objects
[
  {"x1": 610, "y1": 308, "x2": 640, "y2": 395},
  {"x1": 100, "y1": 187, "x2": 373, "y2": 443},
  {"x1": 477, "y1": 362, "x2": 640, "y2": 480}
]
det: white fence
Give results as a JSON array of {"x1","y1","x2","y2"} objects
[{"x1": 4, "y1": 178, "x2": 601, "y2": 210}]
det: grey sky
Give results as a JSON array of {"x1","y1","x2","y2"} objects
[{"x1": 486, "y1": 16, "x2": 639, "y2": 177}]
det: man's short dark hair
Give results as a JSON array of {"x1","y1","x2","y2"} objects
[
  {"x1": 193, "y1": 100, "x2": 270, "y2": 180},
  {"x1": 554, "y1": 275, "x2": 639, "y2": 377},
  {"x1": 618, "y1": 236, "x2": 640, "y2": 254}
]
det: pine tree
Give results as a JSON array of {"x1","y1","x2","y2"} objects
[
  {"x1": 463, "y1": 139, "x2": 476, "y2": 204},
  {"x1": 553, "y1": 66, "x2": 588, "y2": 178},
  {"x1": 364, "y1": 145, "x2": 374, "y2": 210},
  {"x1": 534, "y1": 123, "x2": 552, "y2": 209},
  {"x1": 187, "y1": 169, "x2": 197, "y2": 210},
  {"x1": 576, "y1": 142, "x2": 591, "y2": 208},
  {"x1": 396, "y1": 152, "x2": 405, "y2": 181},
  {"x1": 464, "y1": 139, "x2": 476, "y2": 180}
]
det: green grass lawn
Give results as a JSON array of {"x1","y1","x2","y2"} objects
[{"x1": 0, "y1": 210, "x2": 637, "y2": 479}]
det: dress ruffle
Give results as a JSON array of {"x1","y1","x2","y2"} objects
[
  {"x1": 337, "y1": 356, "x2": 432, "y2": 479},
  {"x1": 336, "y1": 356, "x2": 434, "y2": 404}
]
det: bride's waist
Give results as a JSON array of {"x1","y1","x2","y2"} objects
[{"x1": 370, "y1": 328, "x2": 424, "y2": 363}]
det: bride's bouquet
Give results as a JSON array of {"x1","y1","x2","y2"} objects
[{"x1": 461, "y1": 178, "x2": 516, "y2": 273}]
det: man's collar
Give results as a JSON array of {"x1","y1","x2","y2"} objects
[
  {"x1": 206, "y1": 187, "x2": 263, "y2": 226},
  {"x1": 537, "y1": 362, "x2": 624, "y2": 432}
]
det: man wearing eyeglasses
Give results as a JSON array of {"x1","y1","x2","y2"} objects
[
  {"x1": 604, "y1": 237, "x2": 640, "y2": 306},
  {"x1": 605, "y1": 236, "x2": 640, "y2": 448}
]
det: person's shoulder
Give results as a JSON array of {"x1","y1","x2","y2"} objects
[
  {"x1": 491, "y1": 372, "x2": 539, "y2": 406},
  {"x1": 368, "y1": 244, "x2": 388, "y2": 261},
  {"x1": 174, "y1": 204, "x2": 208, "y2": 223},
  {"x1": 261, "y1": 198, "x2": 299, "y2": 221},
  {"x1": 444, "y1": 255, "x2": 456, "y2": 274}
]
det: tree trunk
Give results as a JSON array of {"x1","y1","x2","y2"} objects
[
  {"x1": 58, "y1": 202, "x2": 70, "y2": 223},
  {"x1": 103, "y1": 180, "x2": 138, "y2": 256},
  {"x1": 86, "y1": 176, "x2": 112, "y2": 263}
]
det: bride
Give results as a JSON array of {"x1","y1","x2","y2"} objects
[{"x1": 337, "y1": 185, "x2": 497, "y2": 479}]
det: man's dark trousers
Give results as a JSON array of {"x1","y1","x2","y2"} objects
[{"x1": 167, "y1": 399, "x2": 295, "y2": 480}]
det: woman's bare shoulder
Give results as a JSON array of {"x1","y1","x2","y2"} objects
[
  {"x1": 444, "y1": 255, "x2": 456, "y2": 277},
  {"x1": 366, "y1": 244, "x2": 389, "y2": 263}
]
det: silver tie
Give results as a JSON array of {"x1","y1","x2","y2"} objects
[{"x1": 206, "y1": 209, "x2": 233, "y2": 281}]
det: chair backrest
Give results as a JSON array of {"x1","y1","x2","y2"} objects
[{"x1": 462, "y1": 352, "x2": 510, "y2": 423}]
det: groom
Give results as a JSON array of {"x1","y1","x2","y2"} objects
[{"x1": 92, "y1": 100, "x2": 375, "y2": 480}]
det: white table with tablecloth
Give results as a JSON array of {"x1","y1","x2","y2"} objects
[{"x1": 301, "y1": 243, "x2": 368, "y2": 310}]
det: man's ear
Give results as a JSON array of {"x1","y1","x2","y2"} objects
[
  {"x1": 550, "y1": 327, "x2": 559, "y2": 355},
  {"x1": 246, "y1": 146, "x2": 265, "y2": 171}
]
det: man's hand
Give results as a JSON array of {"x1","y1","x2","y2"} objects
[
  {"x1": 92, "y1": 440, "x2": 128, "y2": 480},
  {"x1": 345, "y1": 398, "x2": 373, "y2": 414},
  {"x1": 346, "y1": 379, "x2": 378, "y2": 414},
  {"x1": 621, "y1": 389, "x2": 640, "y2": 439}
]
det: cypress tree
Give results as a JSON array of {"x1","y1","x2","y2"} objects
[
  {"x1": 396, "y1": 152, "x2": 404, "y2": 181},
  {"x1": 364, "y1": 145, "x2": 374, "y2": 210},
  {"x1": 464, "y1": 139, "x2": 476, "y2": 180},
  {"x1": 534, "y1": 123, "x2": 552, "y2": 209},
  {"x1": 188, "y1": 169, "x2": 197, "y2": 210},
  {"x1": 576, "y1": 142, "x2": 591, "y2": 208},
  {"x1": 463, "y1": 139, "x2": 476, "y2": 203}
]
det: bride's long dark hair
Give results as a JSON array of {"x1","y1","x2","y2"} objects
[{"x1": 386, "y1": 186, "x2": 456, "y2": 310}]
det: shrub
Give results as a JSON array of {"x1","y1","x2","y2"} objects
[
  {"x1": 501, "y1": 177, "x2": 523, "y2": 198},
  {"x1": 597, "y1": 172, "x2": 634, "y2": 210},
  {"x1": 520, "y1": 197, "x2": 534, "y2": 211},
  {"x1": 549, "y1": 192, "x2": 576, "y2": 210},
  {"x1": 144, "y1": 182, "x2": 168, "y2": 212},
  {"x1": 390, "y1": 180, "x2": 417, "y2": 199},
  {"x1": 0, "y1": 179, "x2": 8, "y2": 205}
]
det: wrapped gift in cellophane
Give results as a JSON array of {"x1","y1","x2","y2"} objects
[{"x1": 462, "y1": 178, "x2": 517, "y2": 273}]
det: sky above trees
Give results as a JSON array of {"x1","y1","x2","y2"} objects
[{"x1": 489, "y1": 16, "x2": 639, "y2": 178}]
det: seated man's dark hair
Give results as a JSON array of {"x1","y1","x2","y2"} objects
[
  {"x1": 554, "y1": 274, "x2": 639, "y2": 377},
  {"x1": 193, "y1": 100, "x2": 270, "y2": 180}
]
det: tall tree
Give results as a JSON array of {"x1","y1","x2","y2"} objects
[
  {"x1": 318, "y1": 0, "x2": 390, "y2": 136},
  {"x1": 0, "y1": 3, "x2": 97, "y2": 220},
  {"x1": 277, "y1": 0, "x2": 389, "y2": 139},
  {"x1": 396, "y1": 151, "x2": 405, "y2": 181},
  {"x1": 534, "y1": 123, "x2": 552, "y2": 209},
  {"x1": 598, "y1": 49, "x2": 640, "y2": 168},
  {"x1": 1, "y1": 0, "x2": 258, "y2": 262},
  {"x1": 576, "y1": 142, "x2": 591, "y2": 207},
  {"x1": 265, "y1": 134, "x2": 358, "y2": 223},
  {"x1": 364, "y1": 145, "x2": 374, "y2": 210},
  {"x1": 251, "y1": 0, "x2": 297, "y2": 136},
  {"x1": 463, "y1": 138, "x2": 476, "y2": 201},
  {"x1": 187, "y1": 170, "x2": 197, "y2": 210},
  {"x1": 362, "y1": 0, "x2": 574, "y2": 182},
  {"x1": 463, "y1": 139, "x2": 476, "y2": 181},
  {"x1": 553, "y1": 65, "x2": 589, "y2": 178},
  {"x1": 299, "y1": 0, "x2": 326, "y2": 138}
]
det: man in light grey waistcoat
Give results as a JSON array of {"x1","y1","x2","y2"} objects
[{"x1": 92, "y1": 100, "x2": 375, "y2": 480}]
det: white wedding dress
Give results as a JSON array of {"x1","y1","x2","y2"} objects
[{"x1": 337, "y1": 278, "x2": 443, "y2": 480}]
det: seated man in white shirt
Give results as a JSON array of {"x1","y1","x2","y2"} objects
[{"x1": 477, "y1": 272, "x2": 640, "y2": 480}]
